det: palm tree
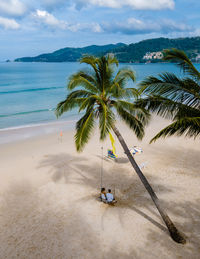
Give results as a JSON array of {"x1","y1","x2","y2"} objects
[
  {"x1": 56, "y1": 55, "x2": 186, "y2": 244},
  {"x1": 137, "y1": 48, "x2": 200, "y2": 143}
]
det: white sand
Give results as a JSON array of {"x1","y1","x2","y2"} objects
[{"x1": 0, "y1": 116, "x2": 200, "y2": 258}]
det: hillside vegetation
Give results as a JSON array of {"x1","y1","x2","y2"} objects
[
  {"x1": 14, "y1": 37, "x2": 200, "y2": 63},
  {"x1": 112, "y1": 37, "x2": 200, "y2": 63},
  {"x1": 14, "y1": 43, "x2": 125, "y2": 62}
]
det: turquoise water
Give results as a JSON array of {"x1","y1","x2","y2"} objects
[{"x1": 0, "y1": 62, "x2": 199, "y2": 129}]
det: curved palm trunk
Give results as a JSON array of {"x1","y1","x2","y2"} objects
[{"x1": 112, "y1": 125, "x2": 186, "y2": 244}]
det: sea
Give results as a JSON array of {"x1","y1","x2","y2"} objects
[{"x1": 0, "y1": 62, "x2": 199, "y2": 144}]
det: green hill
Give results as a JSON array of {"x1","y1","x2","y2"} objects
[
  {"x1": 14, "y1": 36, "x2": 200, "y2": 63},
  {"x1": 111, "y1": 37, "x2": 200, "y2": 63},
  {"x1": 14, "y1": 43, "x2": 126, "y2": 62}
]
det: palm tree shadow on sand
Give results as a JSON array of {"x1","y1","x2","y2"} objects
[
  {"x1": 38, "y1": 153, "x2": 179, "y2": 233},
  {"x1": 36, "y1": 152, "x2": 200, "y2": 256}
]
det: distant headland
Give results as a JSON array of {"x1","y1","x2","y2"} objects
[{"x1": 14, "y1": 36, "x2": 200, "y2": 63}]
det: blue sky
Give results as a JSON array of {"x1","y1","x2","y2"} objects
[{"x1": 0, "y1": 0, "x2": 199, "y2": 60}]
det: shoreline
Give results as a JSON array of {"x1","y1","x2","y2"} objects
[{"x1": 0, "y1": 117, "x2": 78, "y2": 145}]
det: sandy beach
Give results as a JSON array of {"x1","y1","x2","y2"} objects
[{"x1": 0, "y1": 116, "x2": 199, "y2": 259}]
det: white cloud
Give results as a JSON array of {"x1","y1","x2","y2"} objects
[
  {"x1": 92, "y1": 23, "x2": 102, "y2": 32},
  {"x1": 103, "y1": 17, "x2": 192, "y2": 35},
  {"x1": 75, "y1": 0, "x2": 175, "y2": 10},
  {"x1": 0, "y1": 0, "x2": 26, "y2": 16},
  {"x1": 160, "y1": 19, "x2": 192, "y2": 33},
  {"x1": 0, "y1": 16, "x2": 20, "y2": 29},
  {"x1": 32, "y1": 9, "x2": 103, "y2": 33},
  {"x1": 32, "y1": 9, "x2": 67, "y2": 29},
  {"x1": 190, "y1": 28, "x2": 200, "y2": 36}
]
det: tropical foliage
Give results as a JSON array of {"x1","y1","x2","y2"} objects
[
  {"x1": 137, "y1": 48, "x2": 200, "y2": 143},
  {"x1": 56, "y1": 55, "x2": 149, "y2": 151}
]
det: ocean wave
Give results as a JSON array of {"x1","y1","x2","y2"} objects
[
  {"x1": 0, "y1": 108, "x2": 55, "y2": 118},
  {"x1": 0, "y1": 86, "x2": 64, "y2": 95}
]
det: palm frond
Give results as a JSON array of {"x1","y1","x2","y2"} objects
[
  {"x1": 99, "y1": 106, "x2": 115, "y2": 140},
  {"x1": 136, "y1": 96, "x2": 182, "y2": 120},
  {"x1": 126, "y1": 88, "x2": 140, "y2": 98},
  {"x1": 174, "y1": 104, "x2": 200, "y2": 120},
  {"x1": 80, "y1": 56, "x2": 101, "y2": 87},
  {"x1": 117, "y1": 100, "x2": 150, "y2": 126},
  {"x1": 78, "y1": 96, "x2": 96, "y2": 112},
  {"x1": 109, "y1": 68, "x2": 137, "y2": 98},
  {"x1": 150, "y1": 117, "x2": 200, "y2": 143},
  {"x1": 80, "y1": 55, "x2": 97, "y2": 67},
  {"x1": 68, "y1": 71, "x2": 99, "y2": 93},
  {"x1": 163, "y1": 48, "x2": 200, "y2": 79},
  {"x1": 116, "y1": 105, "x2": 145, "y2": 140},
  {"x1": 75, "y1": 109, "x2": 95, "y2": 152},
  {"x1": 107, "y1": 54, "x2": 119, "y2": 66},
  {"x1": 55, "y1": 98, "x2": 85, "y2": 117},
  {"x1": 114, "y1": 68, "x2": 136, "y2": 84},
  {"x1": 55, "y1": 90, "x2": 93, "y2": 117},
  {"x1": 95, "y1": 56, "x2": 113, "y2": 93},
  {"x1": 99, "y1": 109, "x2": 115, "y2": 140},
  {"x1": 109, "y1": 81, "x2": 123, "y2": 98},
  {"x1": 140, "y1": 73, "x2": 182, "y2": 94},
  {"x1": 116, "y1": 100, "x2": 136, "y2": 111},
  {"x1": 139, "y1": 73, "x2": 200, "y2": 109},
  {"x1": 182, "y1": 77, "x2": 200, "y2": 97},
  {"x1": 136, "y1": 95, "x2": 200, "y2": 121}
]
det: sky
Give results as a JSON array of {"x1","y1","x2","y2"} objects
[{"x1": 0, "y1": 0, "x2": 200, "y2": 60}]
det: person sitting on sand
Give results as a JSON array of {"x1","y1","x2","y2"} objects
[
  {"x1": 106, "y1": 189, "x2": 115, "y2": 203},
  {"x1": 100, "y1": 187, "x2": 107, "y2": 202}
]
